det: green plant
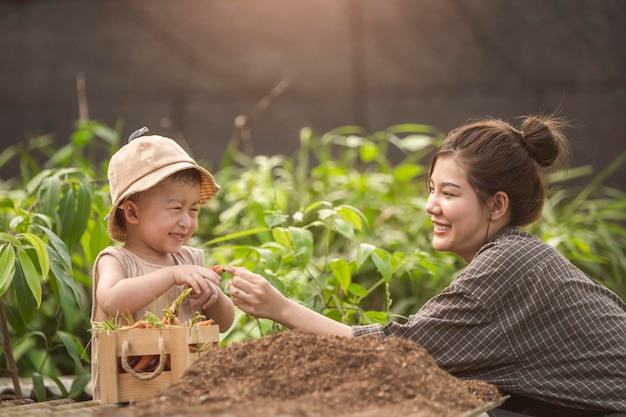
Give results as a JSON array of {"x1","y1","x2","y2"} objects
[
  {"x1": 0, "y1": 120, "x2": 118, "y2": 400},
  {"x1": 528, "y1": 151, "x2": 626, "y2": 296}
]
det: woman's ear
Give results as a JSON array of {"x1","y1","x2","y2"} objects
[
  {"x1": 490, "y1": 191, "x2": 510, "y2": 221},
  {"x1": 121, "y1": 200, "x2": 140, "y2": 224}
]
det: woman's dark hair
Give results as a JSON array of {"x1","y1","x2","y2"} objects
[{"x1": 428, "y1": 114, "x2": 570, "y2": 226}]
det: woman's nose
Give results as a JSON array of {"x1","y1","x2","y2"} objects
[{"x1": 425, "y1": 193, "x2": 439, "y2": 214}]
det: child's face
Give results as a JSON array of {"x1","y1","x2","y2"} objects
[{"x1": 130, "y1": 178, "x2": 202, "y2": 255}]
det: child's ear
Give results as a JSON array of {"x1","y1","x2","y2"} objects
[{"x1": 122, "y1": 200, "x2": 140, "y2": 224}]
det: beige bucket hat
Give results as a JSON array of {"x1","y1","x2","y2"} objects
[{"x1": 105, "y1": 128, "x2": 220, "y2": 242}]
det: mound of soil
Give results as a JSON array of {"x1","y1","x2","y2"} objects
[{"x1": 110, "y1": 330, "x2": 502, "y2": 417}]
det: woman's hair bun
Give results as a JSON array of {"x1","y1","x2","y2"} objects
[{"x1": 519, "y1": 115, "x2": 570, "y2": 169}]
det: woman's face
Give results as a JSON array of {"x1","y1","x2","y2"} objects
[{"x1": 425, "y1": 157, "x2": 491, "y2": 262}]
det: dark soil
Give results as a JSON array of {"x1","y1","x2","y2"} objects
[{"x1": 108, "y1": 330, "x2": 503, "y2": 417}]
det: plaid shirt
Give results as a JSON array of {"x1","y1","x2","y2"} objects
[{"x1": 353, "y1": 227, "x2": 626, "y2": 413}]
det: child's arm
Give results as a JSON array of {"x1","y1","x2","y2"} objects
[{"x1": 95, "y1": 254, "x2": 217, "y2": 319}]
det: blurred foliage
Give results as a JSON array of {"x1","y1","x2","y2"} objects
[
  {"x1": 0, "y1": 118, "x2": 624, "y2": 399},
  {"x1": 0, "y1": 120, "x2": 118, "y2": 400}
]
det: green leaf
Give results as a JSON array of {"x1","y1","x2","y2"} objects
[
  {"x1": 394, "y1": 163, "x2": 422, "y2": 182},
  {"x1": 57, "y1": 331, "x2": 85, "y2": 373},
  {"x1": 37, "y1": 176, "x2": 62, "y2": 218},
  {"x1": 35, "y1": 225, "x2": 72, "y2": 271},
  {"x1": 26, "y1": 169, "x2": 53, "y2": 195},
  {"x1": 47, "y1": 249, "x2": 81, "y2": 301},
  {"x1": 254, "y1": 247, "x2": 281, "y2": 271},
  {"x1": 69, "y1": 373, "x2": 92, "y2": 400},
  {"x1": 336, "y1": 205, "x2": 364, "y2": 231},
  {"x1": 9, "y1": 216, "x2": 24, "y2": 230},
  {"x1": 347, "y1": 282, "x2": 369, "y2": 298},
  {"x1": 264, "y1": 213, "x2": 288, "y2": 228},
  {"x1": 4, "y1": 304, "x2": 26, "y2": 336},
  {"x1": 364, "y1": 310, "x2": 389, "y2": 325},
  {"x1": 303, "y1": 201, "x2": 331, "y2": 215},
  {"x1": 20, "y1": 233, "x2": 49, "y2": 280},
  {"x1": 71, "y1": 128, "x2": 93, "y2": 146},
  {"x1": 265, "y1": 272, "x2": 286, "y2": 296},
  {"x1": 32, "y1": 373, "x2": 47, "y2": 402},
  {"x1": 343, "y1": 135, "x2": 365, "y2": 148},
  {"x1": 58, "y1": 188, "x2": 75, "y2": 246},
  {"x1": 12, "y1": 333, "x2": 37, "y2": 362},
  {"x1": 204, "y1": 227, "x2": 271, "y2": 246},
  {"x1": 333, "y1": 218, "x2": 355, "y2": 241},
  {"x1": 71, "y1": 182, "x2": 92, "y2": 247},
  {"x1": 359, "y1": 141, "x2": 379, "y2": 162},
  {"x1": 329, "y1": 258, "x2": 351, "y2": 292},
  {"x1": 318, "y1": 208, "x2": 335, "y2": 220},
  {"x1": 371, "y1": 249, "x2": 393, "y2": 282},
  {"x1": 17, "y1": 246, "x2": 42, "y2": 307},
  {"x1": 48, "y1": 376, "x2": 69, "y2": 398},
  {"x1": 396, "y1": 134, "x2": 436, "y2": 152},
  {"x1": 0, "y1": 232, "x2": 14, "y2": 243},
  {"x1": 288, "y1": 227, "x2": 313, "y2": 264},
  {"x1": 356, "y1": 243, "x2": 376, "y2": 270},
  {"x1": 0, "y1": 245, "x2": 16, "y2": 296}
]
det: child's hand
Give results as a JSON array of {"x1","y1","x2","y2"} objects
[
  {"x1": 188, "y1": 281, "x2": 220, "y2": 311},
  {"x1": 171, "y1": 265, "x2": 221, "y2": 297}
]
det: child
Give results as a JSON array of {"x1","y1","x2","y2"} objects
[{"x1": 90, "y1": 128, "x2": 234, "y2": 400}]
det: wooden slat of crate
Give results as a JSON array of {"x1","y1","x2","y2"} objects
[{"x1": 97, "y1": 325, "x2": 219, "y2": 404}]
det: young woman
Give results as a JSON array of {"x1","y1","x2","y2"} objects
[{"x1": 226, "y1": 115, "x2": 626, "y2": 417}]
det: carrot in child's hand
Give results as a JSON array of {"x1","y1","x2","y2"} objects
[{"x1": 209, "y1": 265, "x2": 225, "y2": 275}]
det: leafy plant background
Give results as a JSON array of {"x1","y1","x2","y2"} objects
[{"x1": 0, "y1": 119, "x2": 625, "y2": 400}]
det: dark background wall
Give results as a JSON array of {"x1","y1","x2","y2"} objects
[{"x1": 1, "y1": 0, "x2": 625, "y2": 188}]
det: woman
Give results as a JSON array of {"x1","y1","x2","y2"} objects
[{"x1": 226, "y1": 115, "x2": 626, "y2": 417}]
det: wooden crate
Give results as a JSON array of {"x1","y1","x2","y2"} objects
[{"x1": 97, "y1": 325, "x2": 219, "y2": 403}]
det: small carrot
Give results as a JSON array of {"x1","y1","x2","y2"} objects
[
  {"x1": 132, "y1": 354, "x2": 158, "y2": 371},
  {"x1": 194, "y1": 319, "x2": 214, "y2": 327},
  {"x1": 120, "y1": 320, "x2": 152, "y2": 330},
  {"x1": 209, "y1": 265, "x2": 225, "y2": 275}
]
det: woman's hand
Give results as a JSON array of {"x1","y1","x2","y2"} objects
[
  {"x1": 226, "y1": 266, "x2": 287, "y2": 321},
  {"x1": 226, "y1": 265, "x2": 353, "y2": 337}
]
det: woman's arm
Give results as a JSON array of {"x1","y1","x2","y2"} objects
[{"x1": 226, "y1": 266, "x2": 353, "y2": 337}]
